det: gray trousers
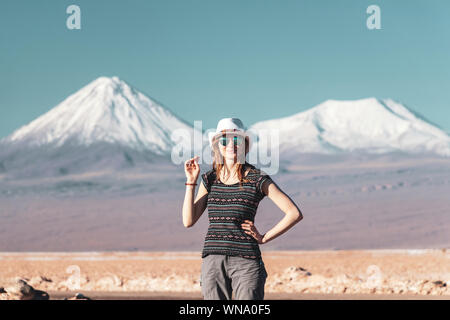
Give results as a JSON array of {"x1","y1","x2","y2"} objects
[{"x1": 200, "y1": 254, "x2": 268, "y2": 300}]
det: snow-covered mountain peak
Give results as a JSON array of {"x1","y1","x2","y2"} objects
[
  {"x1": 84, "y1": 76, "x2": 134, "y2": 98},
  {"x1": 2, "y1": 76, "x2": 197, "y2": 154},
  {"x1": 250, "y1": 98, "x2": 450, "y2": 157}
]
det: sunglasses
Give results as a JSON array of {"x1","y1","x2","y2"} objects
[{"x1": 217, "y1": 135, "x2": 245, "y2": 147}]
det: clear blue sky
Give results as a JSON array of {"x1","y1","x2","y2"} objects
[{"x1": 1, "y1": 0, "x2": 449, "y2": 138}]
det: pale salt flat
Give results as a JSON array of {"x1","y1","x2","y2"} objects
[{"x1": 1, "y1": 250, "x2": 449, "y2": 297}]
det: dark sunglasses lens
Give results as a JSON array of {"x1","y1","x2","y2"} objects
[
  {"x1": 219, "y1": 137, "x2": 228, "y2": 146},
  {"x1": 233, "y1": 136, "x2": 244, "y2": 146},
  {"x1": 218, "y1": 135, "x2": 244, "y2": 147}
]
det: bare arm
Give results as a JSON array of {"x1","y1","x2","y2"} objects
[
  {"x1": 241, "y1": 180, "x2": 303, "y2": 244},
  {"x1": 261, "y1": 181, "x2": 303, "y2": 243},
  {"x1": 182, "y1": 181, "x2": 208, "y2": 228},
  {"x1": 182, "y1": 156, "x2": 208, "y2": 228}
]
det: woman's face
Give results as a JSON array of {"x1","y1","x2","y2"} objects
[{"x1": 215, "y1": 133, "x2": 247, "y2": 163}]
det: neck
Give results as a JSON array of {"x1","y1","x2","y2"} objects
[{"x1": 224, "y1": 158, "x2": 237, "y2": 173}]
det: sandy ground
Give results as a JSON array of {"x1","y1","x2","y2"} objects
[{"x1": 1, "y1": 250, "x2": 449, "y2": 299}]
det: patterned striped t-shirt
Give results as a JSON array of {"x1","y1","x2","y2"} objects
[{"x1": 200, "y1": 163, "x2": 273, "y2": 260}]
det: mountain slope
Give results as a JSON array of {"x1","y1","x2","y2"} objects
[{"x1": 249, "y1": 97, "x2": 450, "y2": 157}]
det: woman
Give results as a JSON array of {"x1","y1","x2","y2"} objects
[{"x1": 182, "y1": 118, "x2": 303, "y2": 300}]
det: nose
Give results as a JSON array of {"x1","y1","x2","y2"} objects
[{"x1": 226, "y1": 139, "x2": 238, "y2": 149}]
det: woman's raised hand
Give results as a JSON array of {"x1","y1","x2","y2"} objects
[{"x1": 184, "y1": 156, "x2": 200, "y2": 184}]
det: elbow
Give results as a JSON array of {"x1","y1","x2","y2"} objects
[
  {"x1": 286, "y1": 203, "x2": 303, "y2": 223},
  {"x1": 291, "y1": 210, "x2": 303, "y2": 223},
  {"x1": 183, "y1": 220, "x2": 194, "y2": 228},
  {"x1": 182, "y1": 211, "x2": 194, "y2": 228}
]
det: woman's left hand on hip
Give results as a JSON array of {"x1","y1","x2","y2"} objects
[{"x1": 241, "y1": 220, "x2": 264, "y2": 244}]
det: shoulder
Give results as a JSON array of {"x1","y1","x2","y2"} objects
[
  {"x1": 203, "y1": 168, "x2": 216, "y2": 178},
  {"x1": 201, "y1": 169, "x2": 216, "y2": 192},
  {"x1": 245, "y1": 163, "x2": 268, "y2": 178},
  {"x1": 245, "y1": 164, "x2": 272, "y2": 190},
  {"x1": 247, "y1": 164, "x2": 273, "y2": 192},
  {"x1": 202, "y1": 168, "x2": 217, "y2": 183}
]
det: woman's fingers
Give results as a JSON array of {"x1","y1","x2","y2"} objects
[
  {"x1": 241, "y1": 220, "x2": 255, "y2": 231},
  {"x1": 185, "y1": 156, "x2": 200, "y2": 168},
  {"x1": 190, "y1": 156, "x2": 199, "y2": 163}
]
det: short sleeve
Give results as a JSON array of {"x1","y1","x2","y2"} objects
[
  {"x1": 256, "y1": 171, "x2": 273, "y2": 198},
  {"x1": 201, "y1": 171, "x2": 213, "y2": 192}
]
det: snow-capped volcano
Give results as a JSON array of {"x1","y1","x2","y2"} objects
[
  {"x1": 249, "y1": 98, "x2": 450, "y2": 157},
  {"x1": 2, "y1": 76, "x2": 196, "y2": 154},
  {"x1": 0, "y1": 76, "x2": 199, "y2": 178}
]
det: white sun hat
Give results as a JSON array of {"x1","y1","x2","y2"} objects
[{"x1": 208, "y1": 117, "x2": 252, "y2": 150}]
